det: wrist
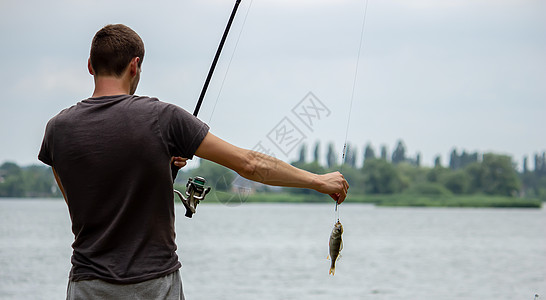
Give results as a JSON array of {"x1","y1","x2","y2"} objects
[{"x1": 311, "y1": 173, "x2": 324, "y2": 192}]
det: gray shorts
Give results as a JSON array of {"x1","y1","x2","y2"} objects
[{"x1": 66, "y1": 270, "x2": 185, "y2": 300}]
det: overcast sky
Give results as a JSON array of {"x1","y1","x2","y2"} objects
[{"x1": 1, "y1": 0, "x2": 545, "y2": 169}]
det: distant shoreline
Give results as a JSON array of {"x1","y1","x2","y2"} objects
[
  {"x1": 2, "y1": 194, "x2": 542, "y2": 208},
  {"x1": 205, "y1": 192, "x2": 543, "y2": 208}
]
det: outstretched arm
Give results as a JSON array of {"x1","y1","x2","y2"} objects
[{"x1": 194, "y1": 132, "x2": 349, "y2": 204}]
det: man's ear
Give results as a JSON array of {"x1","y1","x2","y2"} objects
[
  {"x1": 130, "y1": 57, "x2": 140, "y2": 76},
  {"x1": 88, "y1": 58, "x2": 94, "y2": 75}
]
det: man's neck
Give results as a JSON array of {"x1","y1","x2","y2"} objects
[{"x1": 91, "y1": 76, "x2": 130, "y2": 98}]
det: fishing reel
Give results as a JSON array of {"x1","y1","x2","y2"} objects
[{"x1": 174, "y1": 176, "x2": 211, "y2": 218}]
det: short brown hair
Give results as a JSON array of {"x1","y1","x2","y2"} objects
[{"x1": 90, "y1": 24, "x2": 145, "y2": 76}]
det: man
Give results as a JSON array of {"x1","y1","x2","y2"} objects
[{"x1": 39, "y1": 24, "x2": 349, "y2": 299}]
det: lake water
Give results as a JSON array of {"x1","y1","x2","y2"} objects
[{"x1": 0, "y1": 199, "x2": 545, "y2": 300}]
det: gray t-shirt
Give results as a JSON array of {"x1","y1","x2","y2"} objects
[{"x1": 39, "y1": 95, "x2": 209, "y2": 284}]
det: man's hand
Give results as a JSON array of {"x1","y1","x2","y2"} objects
[
  {"x1": 315, "y1": 172, "x2": 349, "y2": 205},
  {"x1": 171, "y1": 157, "x2": 188, "y2": 169}
]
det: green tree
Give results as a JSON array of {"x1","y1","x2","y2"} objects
[
  {"x1": 480, "y1": 153, "x2": 520, "y2": 196},
  {"x1": 326, "y1": 143, "x2": 337, "y2": 169},
  {"x1": 426, "y1": 165, "x2": 449, "y2": 183},
  {"x1": 380, "y1": 145, "x2": 388, "y2": 160},
  {"x1": 450, "y1": 149, "x2": 478, "y2": 170},
  {"x1": 313, "y1": 141, "x2": 320, "y2": 163},
  {"x1": 460, "y1": 151, "x2": 478, "y2": 168},
  {"x1": 363, "y1": 143, "x2": 375, "y2": 167},
  {"x1": 541, "y1": 152, "x2": 546, "y2": 176},
  {"x1": 441, "y1": 170, "x2": 469, "y2": 194},
  {"x1": 405, "y1": 182, "x2": 452, "y2": 197},
  {"x1": 535, "y1": 152, "x2": 546, "y2": 176},
  {"x1": 23, "y1": 165, "x2": 58, "y2": 197},
  {"x1": 391, "y1": 140, "x2": 406, "y2": 164},
  {"x1": 395, "y1": 162, "x2": 424, "y2": 191},
  {"x1": 298, "y1": 143, "x2": 307, "y2": 164},
  {"x1": 449, "y1": 149, "x2": 459, "y2": 170},
  {"x1": 0, "y1": 162, "x2": 25, "y2": 197},
  {"x1": 362, "y1": 159, "x2": 402, "y2": 194},
  {"x1": 434, "y1": 155, "x2": 442, "y2": 168},
  {"x1": 464, "y1": 162, "x2": 484, "y2": 194}
]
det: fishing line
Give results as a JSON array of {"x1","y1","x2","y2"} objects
[
  {"x1": 341, "y1": 0, "x2": 369, "y2": 168},
  {"x1": 208, "y1": 0, "x2": 254, "y2": 125},
  {"x1": 335, "y1": 201, "x2": 340, "y2": 223},
  {"x1": 336, "y1": 0, "x2": 369, "y2": 220}
]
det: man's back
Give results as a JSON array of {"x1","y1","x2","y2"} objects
[{"x1": 39, "y1": 94, "x2": 209, "y2": 283}]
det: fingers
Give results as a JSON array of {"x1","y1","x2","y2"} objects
[
  {"x1": 329, "y1": 192, "x2": 345, "y2": 204},
  {"x1": 337, "y1": 184, "x2": 347, "y2": 204},
  {"x1": 323, "y1": 172, "x2": 348, "y2": 204},
  {"x1": 336, "y1": 172, "x2": 349, "y2": 204},
  {"x1": 171, "y1": 157, "x2": 188, "y2": 169}
]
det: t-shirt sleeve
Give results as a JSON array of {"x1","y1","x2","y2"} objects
[
  {"x1": 38, "y1": 118, "x2": 55, "y2": 166},
  {"x1": 158, "y1": 102, "x2": 210, "y2": 159}
]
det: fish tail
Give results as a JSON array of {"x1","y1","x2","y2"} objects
[{"x1": 329, "y1": 259, "x2": 336, "y2": 276}]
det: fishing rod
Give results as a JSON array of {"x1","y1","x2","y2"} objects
[
  {"x1": 193, "y1": 0, "x2": 242, "y2": 117},
  {"x1": 176, "y1": 0, "x2": 242, "y2": 218}
]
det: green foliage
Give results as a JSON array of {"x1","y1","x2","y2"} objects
[
  {"x1": 450, "y1": 149, "x2": 479, "y2": 170},
  {"x1": 537, "y1": 185, "x2": 546, "y2": 201},
  {"x1": 363, "y1": 143, "x2": 376, "y2": 164},
  {"x1": 297, "y1": 143, "x2": 307, "y2": 164},
  {"x1": 326, "y1": 143, "x2": 337, "y2": 169},
  {"x1": 362, "y1": 159, "x2": 402, "y2": 194},
  {"x1": 464, "y1": 162, "x2": 483, "y2": 194},
  {"x1": 313, "y1": 141, "x2": 320, "y2": 162},
  {"x1": 362, "y1": 194, "x2": 541, "y2": 208},
  {"x1": 391, "y1": 140, "x2": 406, "y2": 165},
  {"x1": 380, "y1": 145, "x2": 388, "y2": 160},
  {"x1": 521, "y1": 152, "x2": 546, "y2": 198},
  {"x1": 434, "y1": 155, "x2": 442, "y2": 168},
  {"x1": 480, "y1": 153, "x2": 520, "y2": 196},
  {"x1": 396, "y1": 162, "x2": 427, "y2": 188},
  {"x1": 440, "y1": 170, "x2": 469, "y2": 194},
  {"x1": 404, "y1": 182, "x2": 453, "y2": 197},
  {"x1": 426, "y1": 166, "x2": 449, "y2": 183},
  {"x1": 0, "y1": 162, "x2": 58, "y2": 197}
]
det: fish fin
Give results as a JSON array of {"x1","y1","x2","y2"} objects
[
  {"x1": 329, "y1": 267, "x2": 335, "y2": 276},
  {"x1": 327, "y1": 255, "x2": 330, "y2": 260}
]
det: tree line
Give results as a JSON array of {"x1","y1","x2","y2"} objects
[
  {"x1": 0, "y1": 162, "x2": 61, "y2": 198},
  {"x1": 1, "y1": 139, "x2": 545, "y2": 200},
  {"x1": 289, "y1": 140, "x2": 545, "y2": 199}
]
